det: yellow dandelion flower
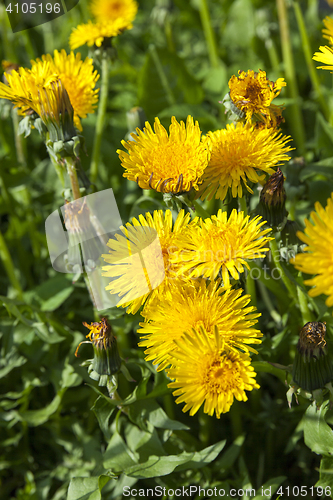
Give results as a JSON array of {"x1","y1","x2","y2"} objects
[
  {"x1": 291, "y1": 193, "x2": 333, "y2": 307},
  {"x1": 139, "y1": 278, "x2": 262, "y2": 372},
  {"x1": 322, "y1": 16, "x2": 333, "y2": 43},
  {"x1": 167, "y1": 326, "x2": 260, "y2": 418},
  {"x1": 0, "y1": 50, "x2": 99, "y2": 131},
  {"x1": 313, "y1": 45, "x2": 333, "y2": 71},
  {"x1": 102, "y1": 209, "x2": 195, "y2": 314},
  {"x1": 37, "y1": 50, "x2": 99, "y2": 131},
  {"x1": 90, "y1": 0, "x2": 138, "y2": 25},
  {"x1": 197, "y1": 122, "x2": 293, "y2": 202},
  {"x1": 117, "y1": 116, "x2": 210, "y2": 194},
  {"x1": 69, "y1": 19, "x2": 129, "y2": 50},
  {"x1": 228, "y1": 69, "x2": 286, "y2": 126},
  {"x1": 0, "y1": 62, "x2": 57, "y2": 114},
  {"x1": 172, "y1": 209, "x2": 272, "y2": 287}
]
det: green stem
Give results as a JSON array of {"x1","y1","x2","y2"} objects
[
  {"x1": 165, "y1": 18, "x2": 175, "y2": 53},
  {"x1": 149, "y1": 44, "x2": 176, "y2": 106},
  {"x1": 198, "y1": 0, "x2": 220, "y2": 68},
  {"x1": 258, "y1": 281, "x2": 281, "y2": 324},
  {"x1": 90, "y1": 55, "x2": 110, "y2": 184},
  {"x1": 238, "y1": 197, "x2": 257, "y2": 305},
  {"x1": 41, "y1": 22, "x2": 54, "y2": 54},
  {"x1": 296, "y1": 280, "x2": 313, "y2": 324},
  {"x1": 1, "y1": 14, "x2": 16, "y2": 62},
  {"x1": 50, "y1": 156, "x2": 66, "y2": 189},
  {"x1": 0, "y1": 229, "x2": 23, "y2": 300},
  {"x1": 265, "y1": 38, "x2": 280, "y2": 73},
  {"x1": 65, "y1": 157, "x2": 81, "y2": 200},
  {"x1": 270, "y1": 238, "x2": 298, "y2": 302},
  {"x1": 238, "y1": 196, "x2": 247, "y2": 214},
  {"x1": 276, "y1": 0, "x2": 306, "y2": 155},
  {"x1": 22, "y1": 31, "x2": 36, "y2": 60},
  {"x1": 293, "y1": 0, "x2": 329, "y2": 121},
  {"x1": 11, "y1": 109, "x2": 27, "y2": 166},
  {"x1": 190, "y1": 200, "x2": 210, "y2": 219},
  {"x1": 246, "y1": 270, "x2": 257, "y2": 308}
]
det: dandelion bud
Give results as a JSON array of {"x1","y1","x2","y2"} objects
[
  {"x1": 292, "y1": 322, "x2": 333, "y2": 392},
  {"x1": 256, "y1": 168, "x2": 288, "y2": 229},
  {"x1": 78, "y1": 317, "x2": 121, "y2": 377}
]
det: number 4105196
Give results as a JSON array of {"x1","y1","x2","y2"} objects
[{"x1": 6, "y1": 3, "x2": 61, "y2": 13}]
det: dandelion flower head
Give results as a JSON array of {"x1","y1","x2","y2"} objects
[
  {"x1": 117, "y1": 116, "x2": 210, "y2": 194},
  {"x1": 139, "y1": 278, "x2": 262, "y2": 372},
  {"x1": 228, "y1": 69, "x2": 286, "y2": 126},
  {"x1": 197, "y1": 122, "x2": 293, "y2": 202},
  {"x1": 90, "y1": 0, "x2": 138, "y2": 25},
  {"x1": 291, "y1": 193, "x2": 333, "y2": 308},
  {"x1": 167, "y1": 326, "x2": 260, "y2": 418},
  {"x1": 172, "y1": 209, "x2": 272, "y2": 288},
  {"x1": 0, "y1": 50, "x2": 99, "y2": 131},
  {"x1": 102, "y1": 209, "x2": 195, "y2": 314}
]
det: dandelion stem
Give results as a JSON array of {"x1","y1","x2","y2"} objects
[
  {"x1": 265, "y1": 38, "x2": 280, "y2": 73},
  {"x1": 90, "y1": 55, "x2": 110, "y2": 184},
  {"x1": 190, "y1": 200, "x2": 210, "y2": 219},
  {"x1": 0, "y1": 229, "x2": 23, "y2": 300},
  {"x1": 293, "y1": 1, "x2": 329, "y2": 121},
  {"x1": 65, "y1": 157, "x2": 81, "y2": 200},
  {"x1": 258, "y1": 281, "x2": 281, "y2": 324},
  {"x1": 198, "y1": 0, "x2": 220, "y2": 68},
  {"x1": 296, "y1": 277, "x2": 313, "y2": 324},
  {"x1": 165, "y1": 18, "x2": 175, "y2": 53},
  {"x1": 270, "y1": 238, "x2": 298, "y2": 302},
  {"x1": 50, "y1": 156, "x2": 66, "y2": 189},
  {"x1": 276, "y1": 0, "x2": 306, "y2": 155},
  {"x1": 149, "y1": 44, "x2": 176, "y2": 106},
  {"x1": 238, "y1": 196, "x2": 247, "y2": 214},
  {"x1": 11, "y1": 109, "x2": 27, "y2": 166},
  {"x1": 239, "y1": 197, "x2": 257, "y2": 305}
]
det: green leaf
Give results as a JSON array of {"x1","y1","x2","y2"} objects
[
  {"x1": 19, "y1": 391, "x2": 64, "y2": 426},
  {"x1": 317, "y1": 456, "x2": 333, "y2": 489},
  {"x1": 303, "y1": 402, "x2": 333, "y2": 456},
  {"x1": 174, "y1": 440, "x2": 226, "y2": 472},
  {"x1": 67, "y1": 475, "x2": 112, "y2": 500},
  {"x1": 128, "y1": 399, "x2": 188, "y2": 431},
  {"x1": 123, "y1": 440, "x2": 225, "y2": 479},
  {"x1": 0, "y1": 348, "x2": 26, "y2": 378},
  {"x1": 123, "y1": 453, "x2": 193, "y2": 478},
  {"x1": 253, "y1": 476, "x2": 287, "y2": 499},
  {"x1": 91, "y1": 396, "x2": 116, "y2": 441},
  {"x1": 214, "y1": 435, "x2": 245, "y2": 472},
  {"x1": 103, "y1": 432, "x2": 138, "y2": 471},
  {"x1": 35, "y1": 276, "x2": 74, "y2": 312}
]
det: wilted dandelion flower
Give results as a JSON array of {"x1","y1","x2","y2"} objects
[
  {"x1": 197, "y1": 122, "x2": 293, "y2": 202},
  {"x1": 292, "y1": 321, "x2": 333, "y2": 393},
  {"x1": 0, "y1": 50, "x2": 99, "y2": 131},
  {"x1": 102, "y1": 209, "x2": 195, "y2": 314},
  {"x1": 228, "y1": 69, "x2": 286, "y2": 126},
  {"x1": 90, "y1": 0, "x2": 138, "y2": 25},
  {"x1": 139, "y1": 278, "x2": 262, "y2": 372},
  {"x1": 117, "y1": 116, "x2": 210, "y2": 194},
  {"x1": 256, "y1": 167, "x2": 288, "y2": 229},
  {"x1": 76, "y1": 317, "x2": 121, "y2": 377},
  {"x1": 173, "y1": 209, "x2": 272, "y2": 287},
  {"x1": 167, "y1": 326, "x2": 260, "y2": 418},
  {"x1": 291, "y1": 193, "x2": 333, "y2": 307}
]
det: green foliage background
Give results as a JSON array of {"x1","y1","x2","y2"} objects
[{"x1": 2, "y1": 0, "x2": 333, "y2": 498}]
